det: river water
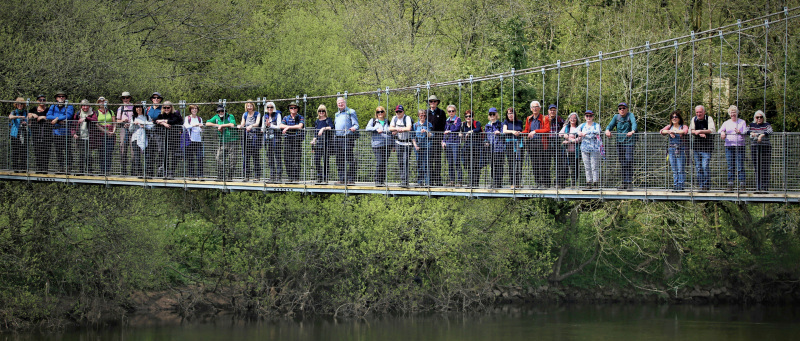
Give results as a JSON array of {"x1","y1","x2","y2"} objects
[{"x1": 6, "y1": 304, "x2": 800, "y2": 340}]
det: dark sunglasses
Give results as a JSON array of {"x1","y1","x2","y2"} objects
[
  {"x1": 756, "y1": 116, "x2": 764, "y2": 119},
  {"x1": 318, "y1": 110, "x2": 327, "y2": 113},
  {"x1": 488, "y1": 113, "x2": 497, "y2": 116},
  {"x1": 151, "y1": 97, "x2": 162, "y2": 100},
  {"x1": 121, "y1": 96, "x2": 132, "y2": 99},
  {"x1": 163, "y1": 106, "x2": 172, "y2": 109},
  {"x1": 289, "y1": 106, "x2": 299, "y2": 109},
  {"x1": 395, "y1": 110, "x2": 403, "y2": 113},
  {"x1": 671, "y1": 116, "x2": 679, "y2": 119},
  {"x1": 266, "y1": 106, "x2": 274, "y2": 109},
  {"x1": 465, "y1": 115, "x2": 472, "y2": 118},
  {"x1": 376, "y1": 110, "x2": 385, "y2": 113},
  {"x1": 37, "y1": 98, "x2": 46, "y2": 101},
  {"x1": 447, "y1": 110, "x2": 456, "y2": 113}
]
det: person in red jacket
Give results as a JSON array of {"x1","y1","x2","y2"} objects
[{"x1": 522, "y1": 101, "x2": 548, "y2": 188}]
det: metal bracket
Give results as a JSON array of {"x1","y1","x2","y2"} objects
[
  {"x1": 303, "y1": 94, "x2": 307, "y2": 103},
  {"x1": 469, "y1": 75, "x2": 473, "y2": 84},
  {"x1": 646, "y1": 41, "x2": 650, "y2": 50},
  {"x1": 598, "y1": 51, "x2": 603, "y2": 60},
  {"x1": 426, "y1": 81, "x2": 430, "y2": 90}
]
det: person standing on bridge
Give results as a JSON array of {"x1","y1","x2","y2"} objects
[
  {"x1": 366, "y1": 106, "x2": 391, "y2": 186},
  {"x1": 207, "y1": 105, "x2": 238, "y2": 181},
  {"x1": 559, "y1": 112, "x2": 582, "y2": 189},
  {"x1": 442, "y1": 104, "x2": 462, "y2": 186},
  {"x1": 660, "y1": 110, "x2": 689, "y2": 192},
  {"x1": 183, "y1": 105, "x2": 204, "y2": 179},
  {"x1": 459, "y1": 110, "x2": 483, "y2": 188},
  {"x1": 413, "y1": 109, "x2": 433, "y2": 186},
  {"x1": 262, "y1": 101, "x2": 282, "y2": 182},
  {"x1": 130, "y1": 105, "x2": 153, "y2": 178},
  {"x1": 604, "y1": 102, "x2": 637, "y2": 189},
  {"x1": 116, "y1": 92, "x2": 135, "y2": 175},
  {"x1": 46, "y1": 90, "x2": 74, "y2": 173},
  {"x1": 484, "y1": 107, "x2": 504, "y2": 188},
  {"x1": 8, "y1": 97, "x2": 28, "y2": 172},
  {"x1": 95, "y1": 97, "x2": 116, "y2": 175},
  {"x1": 239, "y1": 100, "x2": 262, "y2": 181},
  {"x1": 426, "y1": 95, "x2": 446, "y2": 186},
  {"x1": 689, "y1": 105, "x2": 715, "y2": 192},
  {"x1": 523, "y1": 101, "x2": 548, "y2": 188},
  {"x1": 578, "y1": 110, "x2": 602, "y2": 190},
  {"x1": 502, "y1": 107, "x2": 524, "y2": 189},
  {"x1": 70, "y1": 99, "x2": 98, "y2": 175},
  {"x1": 311, "y1": 104, "x2": 334, "y2": 184},
  {"x1": 333, "y1": 97, "x2": 359, "y2": 185},
  {"x1": 544, "y1": 104, "x2": 566, "y2": 188},
  {"x1": 280, "y1": 101, "x2": 305, "y2": 183},
  {"x1": 718, "y1": 105, "x2": 747, "y2": 192},
  {"x1": 28, "y1": 94, "x2": 50, "y2": 173},
  {"x1": 748, "y1": 110, "x2": 772, "y2": 192},
  {"x1": 390, "y1": 105, "x2": 413, "y2": 188},
  {"x1": 146, "y1": 92, "x2": 164, "y2": 175},
  {"x1": 155, "y1": 101, "x2": 183, "y2": 179}
]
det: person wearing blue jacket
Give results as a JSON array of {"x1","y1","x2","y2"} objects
[
  {"x1": 484, "y1": 107, "x2": 504, "y2": 188},
  {"x1": 604, "y1": 102, "x2": 638, "y2": 189},
  {"x1": 366, "y1": 106, "x2": 391, "y2": 186},
  {"x1": 46, "y1": 90, "x2": 74, "y2": 173}
]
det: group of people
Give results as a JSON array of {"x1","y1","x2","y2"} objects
[{"x1": 7, "y1": 91, "x2": 774, "y2": 192}]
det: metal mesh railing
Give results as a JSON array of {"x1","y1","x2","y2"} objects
[{"x1": 1, "y1": 117, "x2": 797, "y2": 193}]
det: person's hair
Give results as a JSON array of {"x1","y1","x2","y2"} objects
[
  {"x1": 318, "y1": 104, "x2": 328, "y2": 114},
  {"x1": 265, "y1": 101, "x2": 276, "y2": 109},
  {"x1": 530, "y1": 101, "x2": 541, "y2": 108},
  {"x1": 669, "y1": 109, "x2": 684, "y2": 127},
  {"x1": 188, "y1": 104, "x2": 199, "y2": 113},
  {"x1": 374, "y1": 106, "x2": 385, "y2": 118},
  {"x1": 727, "y1": 105, "x2": 739, "y2": 115},
  {"x1": 506, "y1": 107, "x2": 515, "y2": 114},
  {"x1": 162, "y1": 101, "x2": 173, "y2": 109},
  {"x1": 567, "y1": 112, "x2": 580, "y2": 127},
  {"x1": 133, "y1": 105, "x2": 144, "y2": 119},
  {"x1": 695, "y1": 105, "x2": 705, "y2": 113},
  {"x1": 446, "y1": 104, "x2": 457, "y2": 112},
  {"x1": 337, "y1": 97, "x2": 346, "y2": 105},
  {"x1": 417, "y1": 109, "x2": 426, "y2": 118},
  {"x1": 464, "y1": 110, "x2": 473, "y2": 118},
  {"x1": 244, "y1": 100, "x2": 255, "y2": 111},
  {"x1": 753, "y1": 110, "x2": 766, "y2": 123}
]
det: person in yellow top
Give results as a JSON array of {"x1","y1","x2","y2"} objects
[{"x1": 95, "y1": 97, "x2": 116, "y2": 174}]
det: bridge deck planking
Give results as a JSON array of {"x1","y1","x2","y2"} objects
[{"x1": 2, "y1": 171, "x2": 797, "y2": 202}]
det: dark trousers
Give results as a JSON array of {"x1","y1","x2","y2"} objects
[
  {"x1": 49, "y1": 134, "x2": 69, "y2": 173},
  {"x1": 336, "y1": 137, "x2": 357, "y2": 182},
  {"x1": 313, "y1": 140, "x2": 330, "y2": 182},
  {"x1": 461, "y1": 143, "x2": 482, "y2": 187},
  {"x1": 526, "y1": 140, "x2": 547, "y2": 187},
  {"x1": 752, "y1": 144, "x2": 771, "y2": 191},
  {"x1": 132, "y1": 146, "x2": 145, "y2": 177},
  {"x1": 243, "y1": 135, "x2": 261, "y2": 179},
  {"x1": 73, "y1": 139, "x2": 93, "y2": 175},
  {"x1": 491, "y1": 150, "x2": 504, "y2": 188},
  {"x1": 617, "y1": 143, "x2": 635, "y2": 184},
  {"x1": 396, "y1": 144, "x2": 410, "y2": 184},
  {"x1": 283, "y1": 136, "x2": 302, "y2": 181},
  {"x1": 266, "y1": 138, "x2": 282, "y2": 181},
  {"x1": 429, "y1": 138, "x2": 443, "y2": 185},
  {"x1": 32, "y1": 122, "x2": 50, "y2": 172},
  {"x1": 565, "y1": 151, "x2": 580, "y2": 186},
  {"x1": 373, "y1": 146, "x2": 389, "y2": 184},
  {"x1": 505, "y1": 144, "x2": 523, "y2": 187},
  {"x1": 546, "y1": 144, "x2": 568, "y2": 187},
  {"x1": 186, "y1": 141, "x2": 203, "y2": 178},
  {"x1": 9, "y1": 136, "x2": 27, "y2": 171}
]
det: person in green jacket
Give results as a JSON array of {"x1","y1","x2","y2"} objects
[{"x1": 206, "y1": 105, "x2": 240, "y2": 180}]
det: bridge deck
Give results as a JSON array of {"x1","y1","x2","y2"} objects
[{"x1": 2, "y1": 171, "x2": 797, "y2": 202}]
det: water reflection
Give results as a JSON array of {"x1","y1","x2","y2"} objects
[{"x1": 6, "y1": 304, "x2": 800, "y2": 341}]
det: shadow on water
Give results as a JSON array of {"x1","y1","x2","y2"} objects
[{"x1": 6, "y1": 304, "x2": 800, "y2": 341}]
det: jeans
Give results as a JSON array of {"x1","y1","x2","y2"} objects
[
  {"x1": 616, "y1": 143, "x2": 635, "y2": 184},
  {"x1": 266, "y1": 137, "x2": 283, "y2": 180},
  {"x1": 724, "y1": 146, "x2": 746, "y2": 186},
  {"x1": 396, "y1": 144, "x2": 410, "y2": 184},
  {"x1": 445, "y1": 143, "x2": 462, "y2": 183},
  {"x1": 668, "y1": 146, "x2": 686, "y2": 189},
  {"x1": 416, "y1": 147, "x2": 430, "y2": 185},
  {"x1": 693, "y1": 150, "x2": 711, "y2": 189}
]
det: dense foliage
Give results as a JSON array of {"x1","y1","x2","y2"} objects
[{"x1": 1, "y1": 182, "x2": 799, "y2": 329}]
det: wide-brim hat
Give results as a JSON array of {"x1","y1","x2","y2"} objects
[
  {"x1": 427, "y1": 95, "x2": 439, "y2": 103},
  {"x1": 120, "y1": 91, "x2": 131, "y2": 98},
  {"x1": 150, "y1": 92, "x2": 163, "y2": 99},
  {"x1": 97, "y1": 96, "x2": 107, "y2": 103},
  {"x1": 54, "y1": 90, "x2": 67, "y2": 97},
  {"x1": 79, "y1": 99, "x2": 90, "y2": 105},
  {"x1": 288, "y1": 101, "x2": 300, "y2": 108}
]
